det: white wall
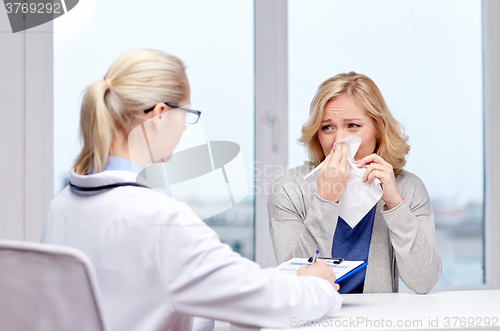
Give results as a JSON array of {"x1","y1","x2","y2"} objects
[
  {"x1": 0, "y1": 9, "x2": 53, "y2": 242},
  {"x1": 483, "y1": 0, "x2": 500, "y2": 290}
]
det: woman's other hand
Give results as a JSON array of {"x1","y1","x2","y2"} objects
[
  {"x1": 298, "y1": 260, "x2": 340, "y2": 291},
  {"x1": 354, "y1": 154, "x2": 403, "y2": 210},
  {"x1": 316, "y1": 143, "x2": 350, "y2": 203}
]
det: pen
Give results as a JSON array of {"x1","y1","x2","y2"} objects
[{"x1": 312, "y1": 250, "x2": 319, "y2": 263}]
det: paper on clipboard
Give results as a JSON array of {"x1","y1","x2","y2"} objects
[{"x1": 277, "y1": 258, "x2": 367, "y2": 283}]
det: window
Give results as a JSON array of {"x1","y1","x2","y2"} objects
[
  {"x1": 54, "y1": 0, "x2": 255, "y2": 259},
  {"x1": 288, "y1": 0, "x2": 484, "y2": 288}
]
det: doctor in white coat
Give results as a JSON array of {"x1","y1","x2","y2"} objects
[{"x1": 41, "y1": 49, "x2": 342, "y2": 331}]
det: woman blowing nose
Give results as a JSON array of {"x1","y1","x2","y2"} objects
[
  {"x1": 41, "y1": 49, "x2": 342, "y2": 331},
  {"x1": 268, "y1": 72, "x2": 442, "y2": 295}
]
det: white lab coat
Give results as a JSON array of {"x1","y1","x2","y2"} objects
[{"x1": 41, "y1": 169, "x2": 342, "y2": 331}]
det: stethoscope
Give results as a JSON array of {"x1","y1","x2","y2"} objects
[{"x1": 69, "y1": 182, "x2": 150, "y2": 192}]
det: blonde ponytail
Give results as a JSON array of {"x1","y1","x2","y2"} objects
[
  {"x1": 73, "y1": 49, "x2": 188, "y2": 175},
  {"x1": 74, "y1": 80, "x2": 114, "y2": 175}
]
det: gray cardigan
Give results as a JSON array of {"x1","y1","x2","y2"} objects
[{"x1": 268, "y1": 164, "x2": 442, "y2": 294}]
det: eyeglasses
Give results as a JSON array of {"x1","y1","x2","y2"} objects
[{"x1": 144, "y1": 102, "x2": 202, "y2": 124}]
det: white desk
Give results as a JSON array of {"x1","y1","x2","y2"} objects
[{"x1": 232, "y1": 290, "x2": 500, "y2": 331}]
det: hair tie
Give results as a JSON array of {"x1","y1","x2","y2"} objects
[{"x1": 104, "y1": 78, "x2": 112, "y2": 88}]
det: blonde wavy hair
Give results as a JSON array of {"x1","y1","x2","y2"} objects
[
  {"x1": 74, "y1": 49, "x2": 188, "y2": 175},
  {"x1": 299, "y1": 72, "x2": 409, "y2": 174}
]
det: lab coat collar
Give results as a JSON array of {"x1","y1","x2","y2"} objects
[{"x1": 70, "y1": 170, "x2": 141, "y2": 189}]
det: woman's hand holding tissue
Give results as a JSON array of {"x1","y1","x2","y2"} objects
[
  {"x1": 354, "y1": 154, "x2": 403, "y2": 210},
  {"x1": 316, "y1": 143, "x2": 350, "y2": 203}
]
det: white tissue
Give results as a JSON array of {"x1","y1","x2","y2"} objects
[{"x1": 333, "y1": 135, "x2": 383, "y2": 228}]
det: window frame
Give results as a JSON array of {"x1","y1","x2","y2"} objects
[{"x1": 483, "y1": 0, "x2": 500, "y2": 290}]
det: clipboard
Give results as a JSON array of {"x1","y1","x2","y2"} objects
[
  {"x1": 307, "y1": 256, "x2": 344, "y2": 264},
  {"x1": 277, "y1": 257, "x2": 368, "y2": 283}
]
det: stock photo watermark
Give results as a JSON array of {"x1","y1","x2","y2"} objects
[
  {"x1": 129, "y1": 111, "x2": 249, "y2": 223},
  {"x1": 290, "y1": 316, "x2": 499, "y2": 328},
  {"x1": 127, "y1": 110, "x2": 379, "y2": 226},
  {"x1": 3, "y1": 0, "x2": 79, "y2": 33}
]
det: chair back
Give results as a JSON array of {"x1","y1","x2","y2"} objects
[{"x1": 0, "y1": 240, "x2": 108, "y2": 331}]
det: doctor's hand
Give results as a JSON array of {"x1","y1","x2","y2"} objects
[
  {"x1": 316, "y1": 143, "x2": 349, "y2": 203},
  {"x1": 354, "y1": 153, "x2": 403, "y2": 210},
  {"x1": 298, "y1": 260, "x2": 340, "y2": 291}
]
